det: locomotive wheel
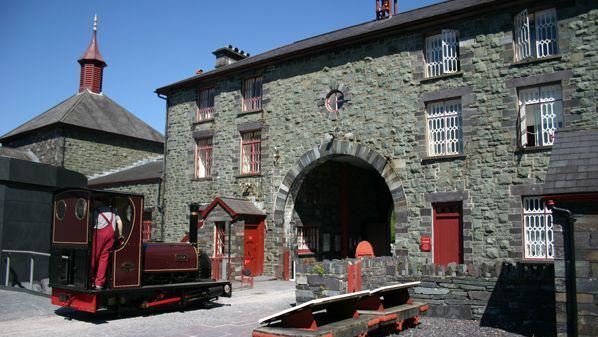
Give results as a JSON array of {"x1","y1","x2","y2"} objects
[{"x1": 198, "y1": 252, "x2": 212, "y2": 279}]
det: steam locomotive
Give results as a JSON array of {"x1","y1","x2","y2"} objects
[{"x1": 50, "y1": 189, "x2": 231, "y2": 313}]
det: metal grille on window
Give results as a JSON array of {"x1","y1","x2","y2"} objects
[
  {"x1": 426, "y1": 99, "x2": 463, "y2": 156},
  {"x1": 214, "y1": 222, "x2": 226, "y2": 256},
  {"x1": 197, "y1": 88, "x2": 215, "y2": 121},
  {"x1": 518, "y1": 84, "x2": 563, "y2": 147},
  {"x1": 242, "y1": 76, "x2": 263, "y2": 112},
  {"x1": 195, "y1": 137, "x2": 212, "y2": 178},
  {"x1": 240, "y1": 130, "x2": 261, "y2": 174},
  {"x1": 523, "y1": 197, "x2": 554, "y2": 259},
  {"x1": 535, "y1": 9, "x2": 558, "y2": 58},
  {"x1": 297, "y1": 226, "x2": 318, "y2": 254},
  {"x1": 514, "y1": 9, "x2": 532, "y2": 61},
  {"x1": 425, "y1": 30, "x2": 459, "y2": 78}
]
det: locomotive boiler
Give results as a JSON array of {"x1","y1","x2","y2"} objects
[{"x1": 50, "y1": 189, "x2": 231, "y2": 313}]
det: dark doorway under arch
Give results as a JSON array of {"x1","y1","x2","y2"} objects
[{"x1": 293, "y1": 155, "x2": 393, "y2": 260}]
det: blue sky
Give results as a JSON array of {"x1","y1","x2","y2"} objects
[{"x1": 0, "y1": 0, "x2": 441, "y2": 136}]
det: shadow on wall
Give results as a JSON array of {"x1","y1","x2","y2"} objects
[{"x1": 480, "y1": 262, "x2": 556, "y2": 337}]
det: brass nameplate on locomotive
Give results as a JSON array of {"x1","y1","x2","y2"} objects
[
  {"x1": 121, "y1": 262, "x2": 135, "y2": 272},
  {"x1": 175, "y1": 254, "x2": 189, "y2": 262}
]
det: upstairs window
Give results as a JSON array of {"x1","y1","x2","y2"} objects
[
  {"x1": 514, "y1": 8, "x2": 558, "y2": 62},
  {"x1": 195, "y1": 137, "x2": 213, "y2": 178},
  {"x1": 518, "y1": 84, "x2": 563, "y2": 148},
  {"x1": 523, "y1": 197, "x2": 554, "y2": 260},
  {"x1": 240, "y1": 130, "x2": 261, "y2": 174},
  {"x1": 426, "y1": 99, "x2": 463, "y2": 156},
  {"x1": 425, "y1": 30, "x2": 459, "y2": 78},
  {"x1": 197, "y1": 87, "x2": 215, "y2": 121},
  {"x1": 242, "y1": 76, "x2": 263, "y2": 112}
]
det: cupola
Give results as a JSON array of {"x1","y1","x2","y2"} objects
[{"x1": 78, "y1": 15, "x2": 107, "y2": 94}]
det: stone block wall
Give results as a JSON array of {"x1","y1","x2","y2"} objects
[
  {"x1": 163, "y1": 1, "x2": 598, "y2": 276},
  {"x1": 296, "y1": 257, "x2": 556, "y2": 336},
  {"x1": 3, "y1": 128, "x2": 64, "y2": 166}
]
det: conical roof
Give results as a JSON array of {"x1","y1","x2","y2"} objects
[
  {"x1": 0, "y1": 91, "x2": 164, "y2": 144},
  {"x1": 78, "y1": 16, "x2": 106, "y2": 66}
]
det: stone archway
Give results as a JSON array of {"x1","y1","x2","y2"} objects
[{"x1": 273, "y1": 140, "x2": 408, "y2": 261}]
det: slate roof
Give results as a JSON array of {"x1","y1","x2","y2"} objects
[
  {"x1": 0, "y1": 90, "x2": 164, "y2": 144},
  {"x1": 0, "y1": 147, "x2": 38, "y2": 162},
  {"x1": 156, "y1": 0, "x2": 509, "y2": 94},
  {"x1": 203, "y1": 196, "x2": 266, "y2": 218},
  {"x1": 543, "y1": 128, "x2": 598, "y2": 195},
  {"x1": 87, "y1": 157, "x2": 163, "y2": 186}
]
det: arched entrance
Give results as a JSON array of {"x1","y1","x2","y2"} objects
[{"x1": 273, "y1": 140, "x2": 407, "y2": 262}]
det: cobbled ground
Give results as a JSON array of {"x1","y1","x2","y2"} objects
[{"x1": 0, "y1": 281, "x2": 523, "y2": 337}]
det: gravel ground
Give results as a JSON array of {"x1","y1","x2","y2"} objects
[{"x1": 0, "y1": 282, "x2": 524, "y2": 337}]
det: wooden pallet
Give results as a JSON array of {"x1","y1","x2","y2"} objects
[{"x1": 253, "y1": 282, "x2": 427, "y2": 337}]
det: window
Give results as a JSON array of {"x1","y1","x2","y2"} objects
[
  {"x1": 426, "y1": 99, "x2": 463, "y2": 156},
  {"x1": 514, "y1": 8, "x2": 558, "y2": 62},
  {"x1": 214, "y1": 222, "x2": 226, "y2": 256},
  {"x1": 297, "y1": 226, "x2": 318, "y2": 254},
  {"x1": 523, "y1": 197, "x2": 554, "y2": 260},
  {"x1": 195, "y1": 137, "x2": 213, "y2": 178},
  {"x1": 240, "y1": 130, "x2": 261, "y2": 174},
  {"x1": 518, "y1": 84, "x2": 563, "y2": 148},
  {"x1": 425, "y1": 30, "x2": 459, "y2": 78},
  {"x1": 242, "y1": 76, "x2": 263, "y2": 112},
  {"x1": 197, "y1": 87, "x2": 215, "y2": 121}
]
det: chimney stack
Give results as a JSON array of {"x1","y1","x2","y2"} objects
[
  {"x1": 212, "y1": 45, "x2": 249, "y2": 69},
  {"x1": 376, "y1": 0, "x2": 398, "y2": 20}
]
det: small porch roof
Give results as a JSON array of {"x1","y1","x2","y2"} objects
[{"x1": 201, "y1": 196, "x2": 266, "y2": 219}]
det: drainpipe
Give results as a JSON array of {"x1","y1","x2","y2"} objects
[
  {"x1": 546, "y1": 200, "x2": 577, "y2": 337},
  {"x1": 157, "y1": 92, "x2": 168, "y2": 241}
]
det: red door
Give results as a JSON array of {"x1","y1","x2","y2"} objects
[
  {"x1": 244, "y1": 221, "x2": 264, "y2": 276},
  {"x1": 433, "y1": 203, "x2": 463, "y2": 265}
]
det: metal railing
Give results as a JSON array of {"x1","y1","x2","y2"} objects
[{"x1": 2, "y1": 249, "x2": 50, "y2": 290}]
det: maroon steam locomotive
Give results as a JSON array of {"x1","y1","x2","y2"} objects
[{"x1": 50, "y1": 189, "x2": 231, "y2": 313}]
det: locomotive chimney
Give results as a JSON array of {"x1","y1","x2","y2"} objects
[
  {"x1": 189, "y1": 203, "x2": 200, "y2": 246},
  {"x1": 212, "y1": 45, "x2": 249, "y2": 69}
]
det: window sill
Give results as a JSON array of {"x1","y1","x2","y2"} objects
[
  {"x1": 516, "y1": 146, "x2": 553, "y2": 154},
  {"x1": 421, "y1": 154, "x2": 466, "y2": 164},
  {"x1": 193, "y1": 118, "x2": 214, "y2": 125},
  {"x1": 420, "y1": 71, "x2": 463, "y2": 83},
  {"x1": 238, "y1": 109, "x2": 263, "y2": 116},
  {"x1": 235, "y1": 173, "x2": 262, "y2": 179},
  {"x1": 298, "y1": 251, "x2": 317, "y2": 257},
  {"x1": 517, "y1": 259, "x2": 554, "y2": 264},
  {"x1": 510, "y1": 55, "x2": 562, "y2": 67},
  {"x1": 192, "y1": 177, "x2": 214, "y2": 182}
]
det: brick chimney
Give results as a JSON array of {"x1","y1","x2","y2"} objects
[
  {"x1": 212, "y1": 45, "x2": 249, "y2": 69},
  {"x1": 78, "y1": 15, "x2": 107, "y2": 93}
]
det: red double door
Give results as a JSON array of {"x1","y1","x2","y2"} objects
[
  {"x1": 433, "y1": 203, "x2": 463, "y2": 265},
  {"x1": 243, "y1": 220, "x2": 265, "y2": 276}
]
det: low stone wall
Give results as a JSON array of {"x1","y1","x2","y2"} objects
[{"x1": 296, "y1": 257, "x2": 556, "y2": 336}]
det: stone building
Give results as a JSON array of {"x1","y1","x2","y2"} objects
[
  {"x1": 155, "y1": 0, "x2": 597, "y2": 278},
  {"x1": 0, "y1": 17, "x2": 164, "y2": 178}
]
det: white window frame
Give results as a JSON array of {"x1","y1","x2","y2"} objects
[
  {"x1": 426, "y1": 98, "x2": 463, "y2": 157},
  {"x1": 522, "y1": 197, "x2": 554, "y2": 260},
  {"x1": 514, "y1": 8, "x2": 558, "y2": 62},
  {"x1": 425, "y1": 29, "x2": 459, "y2": 78},
  {"x1": 517, "y1": 83, "x2": 563, "y2": 148}
]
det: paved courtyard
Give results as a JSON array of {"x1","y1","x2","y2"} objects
[{"x1": 0, "y1": 281, "x2": 523, "y2": 337}]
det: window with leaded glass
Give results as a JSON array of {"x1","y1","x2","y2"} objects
[
  {"x1": 195, "y1": 137, "x2": 213, "y2": 178},
  {"x1": 426, "y1": 99, "x2": 463, "y2": 156},
  {"x1": 214, "y1": 222, "x2": 226, "y2": 256},
  {"x1": 240, "y1": 130, "x2": 261, "y2": 174},
  {"x1": 523, "y1": 197, "x2": 554, "y2": 260},
  {"x1": 514, "y1": 8, "x2": 558, "y2": 62},
  {"x1": 197, "y1": 87, "x2": 215, "y2": 121},
  {"x1": 242, "y1": 76, "x2": 263, "y2": 112},
  {"x1": 518, "y1": 83, "x2": 563, "y2": 148},
  {"x1": 424, "y1": 30, "x2": 459, "y2": 78}
]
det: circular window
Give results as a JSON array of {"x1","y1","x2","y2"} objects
[
  {"x1": 325, "y1": 90, "x2": 345, "y2": 113},
  {"x1": 75, "y1": 198, "x2": 87, "y2": 220},
  {"x1": 55, "y1": 200, "x2": 67, "y2": 221}
]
